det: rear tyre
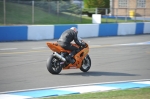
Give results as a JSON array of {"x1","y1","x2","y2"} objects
[
  {"x1": 46, "y1": 55, "x2": 62, "y2": 74},
  {"x1": 80, "y1": 55, "x2": 91, "y2": 72}
]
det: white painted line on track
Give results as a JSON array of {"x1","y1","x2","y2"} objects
[
  {"x1": 32, "y1": 47, "x2": 47, "y2": 50},
  {"x1": 93, "y1": 41, "x2": 150, "y2": 48},
  {"x1": 57, "y1": 86, "x2": 117, "y2": 93},
  {"x1": 0, "y1": 48, "x2": 18, "y2": 51},
  {"x1": 0, "y1": 94, "x2": 31, "y2": 99},
  {"x1": 134, "y1": 81, "x2": 150, "y2": 84},
  {"x1": 112, "y1": 41, "x2": 150, "y2": 46}
]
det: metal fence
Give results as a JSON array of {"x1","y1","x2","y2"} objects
[
  {"x1": 0, "y1": 0, "x2": 83, "y2": 25},
  {"x1": 0, "y1": 0, "x2": 150, "y2": 25},
  {"x1": 97, "y1": 8, "x2": 150, "y2": 23}
]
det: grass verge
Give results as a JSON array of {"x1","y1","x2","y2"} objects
[{"x1": 43, "y1": 87, "x2": 150, "y2": 99}]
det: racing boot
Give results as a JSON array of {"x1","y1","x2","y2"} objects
[
  {"x1": 66, "y1": 55, "x2": 75, "y2": 64},
  {"x1": 66, "y1": 51, "x2": 76, "y2": 64}
]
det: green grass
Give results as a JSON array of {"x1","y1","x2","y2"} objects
[
  {"x1": 43, "y1": 88, "x2": 150, "y2": 99},
  {"x1": 0, "y1": 1, "x2": 92, "y2": 25},
  {"x1": 0, "y1": 1, "x2": 148, "y2": 25}
]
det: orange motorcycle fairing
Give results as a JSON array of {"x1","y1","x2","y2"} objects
[
  {"x1": 47, "y1": 42, "x2": 70, "y2": 53},
  {"x1": 63, "y1": 46, "x2": 89, "y2": 69},
  {"x1": 46, "y1": 42, "x2": 89, "y2": 69}
]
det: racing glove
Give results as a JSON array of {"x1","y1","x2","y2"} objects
[{"x1": 81, "y1": 42, "x2": 86, "y2": 48}]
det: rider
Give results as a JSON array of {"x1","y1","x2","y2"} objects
[{"x1": 57, "y1": 27, "x2": 85, "y2": 64}]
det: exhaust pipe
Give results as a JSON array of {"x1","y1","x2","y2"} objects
[{"x1": 53, "y1": 52, "x2": 66, "y2": 62}]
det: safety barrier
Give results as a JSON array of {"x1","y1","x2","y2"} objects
[
  {"x1": 28, "y1": 25, "x2": 54, "y2": 40},
  {"x1": 0, "y1": 22, "x2": 150, "y2": 42},
  {"x1": 0, "y1": 26, "x2": 28, "y2": 42}
]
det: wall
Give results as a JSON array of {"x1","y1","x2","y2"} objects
[
  {"x1": 0, "y1": 26, "x2": 28, "y2": 42},
  {"x1": 0, "y1": 22, "x2": 150, "y2": 42},
  {"x1": 111, "y1": 0, "x2": 150, "y2": 17}
]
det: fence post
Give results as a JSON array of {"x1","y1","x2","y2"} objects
[
  {"x1": 134, "y1": 9, "x2": 136, "y2": 22},
  {"x1": 95, "y1": 8, "x2": 98, "y2": 14},
  {"x1": 3, "y1": 0, "x2": 6, "y2": 25},
  {"x1": 125, "y1": 8, "x2": 127, "y2": 22},
  {"x1": 116, "y1": 8, "x2": 118, "y2": 23},
  {"x1": 105, "y1": 8, "x2": 108, "y2": 15},
  {"x1": 32, "y1": 0, "x2": 34, "y2": 24},
  {"x1": 80, "y1": 1, "x2": 82, "y2": 23},
  {"x1": 57, "y1": 1, "x2": 59, "y2": 23},
  {"x1": 105, "y1": 8, "x2": 108, "y2": 23},
  {"x1": 144, "y1": 8, "x2": 146, "y2": 22}
]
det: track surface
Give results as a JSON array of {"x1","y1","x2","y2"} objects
[{"x1": 0, "y1": 35, "x2": 150, "y2": 92}]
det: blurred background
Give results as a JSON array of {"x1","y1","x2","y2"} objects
[{"x1": 0, "y1": 0, "x2": 150, "y2": 25}]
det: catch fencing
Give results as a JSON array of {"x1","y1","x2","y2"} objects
[
  {"x1": 0, "y1": 0, "x2": 83, "y2": 25},
  {"x1": 0, "y1": 0, "x2": 150, "y2": 25}
]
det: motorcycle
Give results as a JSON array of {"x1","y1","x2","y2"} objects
[{"x1": 46, "y1": 38, "x2": 91, "y2": 74}]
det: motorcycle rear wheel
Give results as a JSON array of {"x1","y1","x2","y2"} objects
[
  {"x1": 46, "y1": 55, "x2": 62, "y2": 74},
  {"x1": 80, "y1": 55, "x2": 91, "y2": 72}
]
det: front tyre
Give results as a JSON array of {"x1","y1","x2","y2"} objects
[
  {"x1": 80, "y1": 55, "x2": 91, "y2": 72},
  {"x1": 46, "y1": 55, "x2": 62, "y2": 74}
]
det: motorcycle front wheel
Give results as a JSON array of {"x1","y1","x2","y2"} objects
[
  {"x1": 46, "y1": 55, "x2": 62, "y2": 74},
  {"x1": 80, "y1": 55, "x2": 91, "y2": 72}
]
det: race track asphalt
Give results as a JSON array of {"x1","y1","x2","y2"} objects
[{"x1": 0, "y1": 35, "x2": 150, "y2": 92}]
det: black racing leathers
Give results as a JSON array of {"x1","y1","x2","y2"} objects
[{"x1": 57, "y1": 29, "x2": 82, "y2": 52}]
